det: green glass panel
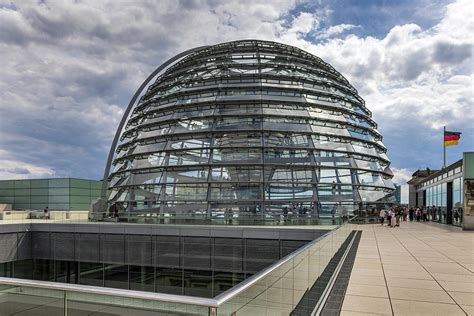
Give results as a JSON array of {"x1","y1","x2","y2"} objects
[
  {"x1": 0, "y1": 181, "x2": 15, "y2": 189},
  {"x1": 14, "y1": 180, "x2": 31, "y2": 189},
  {"x1": 48, "y1": 178, "x2": 69, "y2": 188},
  {"x1": 14, "y1": 196, "x2": 31, "y2": 203},
  {"x1": 30, "y1": 203, "x2": 48, "y2": 210},
  {"x1": 0, "y1": 188, "x2": 14, "y2": 196},
  {"x1": 14, "y1": 188, "x2": 30, "y2": 196},
  {"x1": 90, "y1": 181, "x2": 102, "y2": 190},
  {"x1": 70, "y1": 203, "x2": 89, "y2": 210},
  {"x1": 30, "y1": 196, "x2": 48, "y2": 203},
  {"x1": 48, "y1": 203, "x2": 69, "y2": 210},
  {"x1": 48, "y1": 195, "x2": 69, "y2": 203},
  {"x1": 15, "y1": 203, "x2": 31, "y2": 209},
  {"x1": 30, "y1": 179, "x2": 49, "y2": 188},
  {"x1": 0, "y1": 196, "x2": 14, "y2": 203},
  {"x1": 70, "y1": 178, "x2": 91, "y2": 189},
  {"x1": 31, "y1": 188, "x2": 49, "y2": 196},
  {"x1": 90, "y1": 189, "x2": 101, "y2": 198},
  {"x1": 70, "y1": 196, "x2": 91, "y2": 204},
  {"x1": 70, "y1": 188, "x2": 90, "y2": 196},
  {"x1": 48, "y1": 188, "x2": 69, "y2": 196}
]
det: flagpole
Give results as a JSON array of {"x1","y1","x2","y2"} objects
[{"x1": 443, "y1": 126, "x2": 446, "y2": 169}]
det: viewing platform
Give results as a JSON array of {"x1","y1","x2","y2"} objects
[{"x1": 342, "y1": 221, "x2": 474, "y2": 315}]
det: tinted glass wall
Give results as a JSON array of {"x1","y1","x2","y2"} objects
[
  {"x1": 106, "y1": 40, "x2": 395, "y2": 220},
  {"x1": 0, "y1": 231, "x2": 309, "y2": 298},
  {"x1": 0, "y1": 178, "x2": 101, "y2": 211}
]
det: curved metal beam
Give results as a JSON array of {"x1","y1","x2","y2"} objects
[{"x1": 100, "y1": 45, "x2": 209, "y2": 199}]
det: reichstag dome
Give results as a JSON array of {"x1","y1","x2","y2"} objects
[{"x1": 104, "y1": 40, "x2": 395, "y2": 223}]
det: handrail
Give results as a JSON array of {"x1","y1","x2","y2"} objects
[
  {"x1": 0, "y1": 216, "x2": 357, "y2": 310},
  {"x1": 0, "y1": 277, "x2": 218, "y2": 307},
  {"x1": 214, "y1": 216, "x2": 358, "y2": 305}
]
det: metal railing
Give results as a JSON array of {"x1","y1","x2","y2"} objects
[{"x1": 0, "y1": 217, "x2": 358, "y2": 315}]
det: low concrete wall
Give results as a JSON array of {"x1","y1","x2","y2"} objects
[
  {"x1": 0, "y1": 210, "x2": 29, "y2": 220},
  {"x1": 48, "y1": 211, "x2": 88, "y2": 220}
]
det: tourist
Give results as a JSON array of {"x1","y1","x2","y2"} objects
[
  {"x1": 379, "y1": 208, "x2": 386, "y2": 226},
  {"x1": 390, "y1": 209, "x2": 396, "y2": 227},
  {"x1": 422, "y1": 207, "x2": 428, "y2": 222},
  {"x1": 409, "y1": 207, "x2": 414, "y2": 221},
  {"x1": 403, "y1": 207, "x2": 408, "y2": 221},
  {"x1": 387, "y1": 208, "x2": 392, "y2": 226},
  {"x1": 43, "y1": 206, "x2": 49, "y2": 219},
  {"x1": 454, "y1": 208, "x2": 460, "y2": 223},
  {"x1": 416, "y1": 208, "x2": 421, "y2": 222},
  {"x1": 341, "y1": 204, "x2": 348, "y2": 222},
  {"x1": 395, "y1": 208, "x2": 401, "y2": 227}
]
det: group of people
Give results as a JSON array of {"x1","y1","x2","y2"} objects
[
  {"x1": 379, "y1": 206, "x2": 407, "y2": 227},
  {"x1": 408, "y1": 207, "x2": 429, "y2": 222},
  {"x1": 378, "y1": 205, "x2": 464, "y2": 227}
]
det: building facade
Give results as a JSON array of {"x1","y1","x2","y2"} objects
[
  {"x1": 409, "y1": 152, "x2": 474, "y2": 230},
  {"x1": 104, "y1": 40, "x2": 395, "y2": 223},
  {"x1": 0, "y1": 178, "x2": 101, "y2": 212}
]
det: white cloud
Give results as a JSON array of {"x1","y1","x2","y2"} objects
[
  {"x1": 0, "y1": 0, "x2": 472, "y2": 180},
  {"x1": 315, "y1": 23, "x2": 359, "y2": 40},
  {"x1": 391, "y1": 168, "x2": 414, "y2": 185},
  {"x1": 0, "y1": 150, "x2": 55, "y2": 179}
]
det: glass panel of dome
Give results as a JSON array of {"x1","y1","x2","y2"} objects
[
  {"x1": 162, "y1": 202, "x2": 207, "y2": 214},
  {"x1": 215, "y1": 117, "x2": 261, "y2": 130},
  {"x1": 164, "y1": 184, "x2": 207, "y2": 201},
  {"x1": 215, "y1": 104, "x2": 262, "y2": 115},
  {"x1": 167, "y1": 149, "x2": 210, "y2": 166},
  {"x1": 166, "y1": 137, "x2": 212, "y2": 150},
  {"x1": 136, "y1": 127, "x2": 173, "y2": 139},
  {"x1": 212, "y1": 148, "x2": 262, "y2": 163},
  {"x1": 262, "y1": 104, "x2": 309, "y2": 117},
  {"x1": 172, "y1": 107, "x2": 215, "y2": 120},
  {"x1": 264, "y1": 133, "x2": 310, "y2": 148},
  {"x1": 265, "y1": 184, "x2": 313, "y2": 200},
  {"x1": 163, "y1": 171, "x2": 206, "y2": 184},
  {"x1": 263, "y1": 117, "x2": 311, "y2": 133},
  {"x1": 213, "y1": 133, "x2": 261, "y2": 147},
  {"x1": 264, "y1": 168, "x2": 313, "y2": 183},
  {"x1": 129, "y1": 172, "x2": 163, "y2": 184},
  {"x1": 210, "y1": 167, "x2": 262, "y2": 182},
  {"x1": 210, "y1": 183, "x2": 261, "y2": 200},
  {"x1": 143, "y1": 152, "x2": 166, "y2": 166},
  {"x1": 264, "y1": 149, "x2": 312, "y2": 165},
  {"x1": 131, "y1": 142, "x2": 167, "y2": 155}
]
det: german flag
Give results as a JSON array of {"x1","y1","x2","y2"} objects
[{"x1": 444, "y1": 130, "x2": 461, "y2": 147}]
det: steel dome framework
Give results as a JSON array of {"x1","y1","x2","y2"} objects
[{"x1": 104, "y1": 40, "x2": 395, "y2": 222}]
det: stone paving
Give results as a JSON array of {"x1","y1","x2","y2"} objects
[{"x1": 341, "y1": 221, "x2": 474, "y2": 315}]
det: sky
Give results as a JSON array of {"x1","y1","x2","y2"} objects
[{"x1": 0, "y1": 0, "x2": 473, "y2": 193}]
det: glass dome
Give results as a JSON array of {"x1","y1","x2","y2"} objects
[{"x1": 105, "y1": 40, "x2": 395, "y2": 223}]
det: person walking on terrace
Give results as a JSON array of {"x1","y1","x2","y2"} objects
[
  {"x1": 395, "y1": 208, "x2": 401, "y2": 227},
  {"x1": 390, "y1": 209, "x2": 396, "y2": 227},
  {"x1": 379, "y1": 208, "x2": 386, "y2": 226},
  {"x1": 416, "y1": 208, "x2": 421, "y2": 222}
]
